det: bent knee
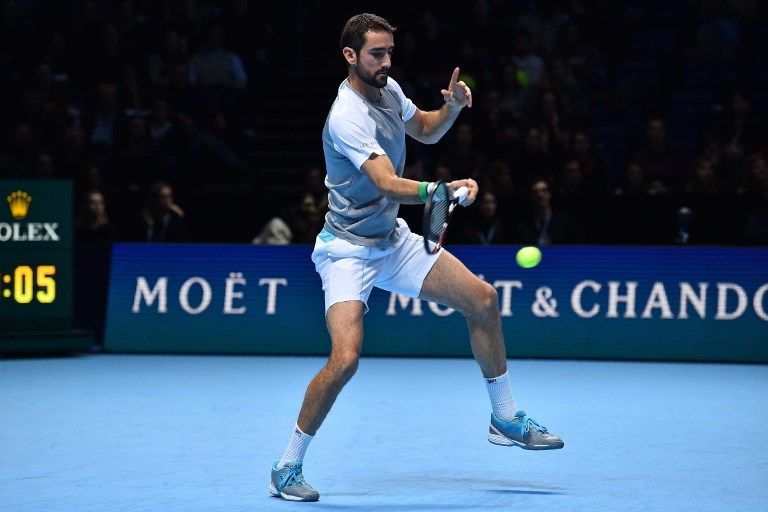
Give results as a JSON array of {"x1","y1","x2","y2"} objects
[
  {"x1": 468, "y1": 281, "x2": 499, "y2": 318},
  {"x1": 480, "y1": 281, "x2": 499, "y2": 310},
  {"x1": 328, "y1": 350, "x2": 360, "y2": 380}
]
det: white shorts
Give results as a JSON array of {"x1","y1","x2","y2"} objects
[{"x1": 311, "y1": 218, "x2": 442, "y2": 314}]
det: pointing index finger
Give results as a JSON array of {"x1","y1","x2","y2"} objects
[{"x1": 449, "y1": 67, "x2": 460, "y2": 89}]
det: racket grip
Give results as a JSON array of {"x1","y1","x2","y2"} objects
[{"x1": 451, "y1": 186, "x2": 469, "y2": 205}]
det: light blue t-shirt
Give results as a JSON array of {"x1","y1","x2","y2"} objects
[{"x1": 321, "y1": 77, "x2": 417, "y2": 247}]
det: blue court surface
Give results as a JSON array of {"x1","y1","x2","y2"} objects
[{"x1": 2, "y1": 354, "x2": 767, "y2": 512}]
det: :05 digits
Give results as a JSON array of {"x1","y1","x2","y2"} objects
[{"x1": 13, "y1": 265, "x2": 56, "y2": 304}]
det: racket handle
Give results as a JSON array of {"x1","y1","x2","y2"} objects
[{"x1": 451, "y1": 186, "x2": 469, "y2": 205}]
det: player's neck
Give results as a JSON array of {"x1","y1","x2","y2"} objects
[{"x1": 347, "y1": 75, "x2": 382, "y2": 102}]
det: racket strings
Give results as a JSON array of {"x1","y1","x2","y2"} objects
[
  {"x1": 433, "y1": 187, "x2": 450, "y2": 202},
  {"x1": 426, "y1": 183, "x2": 450, "y2": 246},
  {"x1": 428, "y1": 208, "x2": 448, "y2": 242},
  {"x1": 423, "y1": 181, "x2": 459, "y2": 253}
]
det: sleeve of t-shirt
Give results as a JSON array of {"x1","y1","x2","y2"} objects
[{"x1": 328, "y1": 103, "x2": 383, "y2": 171}]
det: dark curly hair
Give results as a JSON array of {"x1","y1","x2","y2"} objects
[{"x1": 340, "y1": 13, "x2": 396, "y2": 54}]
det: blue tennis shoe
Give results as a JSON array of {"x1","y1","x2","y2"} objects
[
  {"x1": 488, "y1": 410, "x2": 564, "y2": 450},
  {"x1": 269, "y1": 461, "x2": 320, "y2": 502}
]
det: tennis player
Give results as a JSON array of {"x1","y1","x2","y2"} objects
[{"x1": 270, "y1": 13, "x2": 563, "y2": 502}]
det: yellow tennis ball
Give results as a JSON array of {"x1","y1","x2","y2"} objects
[
  {"x1": 516, "y1": 246, "x2": 542, "y2": 268},
  {"x1": 458, "y1": 73, "x2": 477, "y2": 91}
]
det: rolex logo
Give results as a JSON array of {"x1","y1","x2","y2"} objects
[{"x1": 7, "y1": 190, "x2": 31, "y2": 219}]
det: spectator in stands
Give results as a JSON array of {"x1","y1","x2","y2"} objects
[
  {"x1": 80, "y1": 80, "x2": 126, "y2": 159},
  {"x1": 252, "y1": 194, "x2": 324, "y2": 245},
  {"x1": 510, "y1": 125, "x2": 561, "y2": 189},
  {"x1": 455, "y1": 190, "x2": 514, "y2": 245},
  {"x1": 566, "y1": 128, "x2": 609, "y2": 193},
  {"x1": 132, "y1": 181, "x2": 188, "y2": 243},
  {"x1": 512, "y1": 177, "x2": 583, "y2": 245},
  {"x1": 23, "y1": 62, "x2": 75, "y2": 147},
  {"x1": 469, "y1": 86, "x2": 519, "y2": 161},
  {"x1": 252, "y1": 216, "x2": 292, "y2": 245},
  {"x1": 253, "y1": 164, "x2": 328, "y2": 245},
  {"x1": 630, "y1": 115, "x2": 686, "y2": 194},
  {"x1": 482, "y1": 159, "x2": 516, "y2": 202},
  {"x1": 119, "y1": 63, "x2": 147, "y2": 112},
  {"x1": 685, "y1": 155, "x2": 720, "y2": 195},
  {"x1": 72, "y1": 184, "x2": 114, "y2": 344},
  {"x1": 147, "y1": 96, "x2": 188, "y2": 181},
  {"x1": 164, "y1": 61, "x2": 209, "y2": 126},
  {"x1": 75, "y1": 162, "x2": 107, "y2": 199},
  {"x1": 75, "y1": 189, "x2": 116, "y2": 244},
  {"x1": 474, "y1": 159, "x2": 517, "y2": 231},
  {"x1": 712, "y1": 89, "x2": 766, "y2": 169},
  {"x1": 556, "y1": 159, "x2": 586, "y2": 196},
  {"x1": 188, "y1": 24, "x2": 248, "y2": 90},
  {"x1": 298, "y1": 164, "x2": 329, "y2": 217},
  {"x1": 511, "y1": 27, "x2": 546, "y2": 87},
  {"x1": 439, "y1": 120, "x2": 486, "y2": 180},
  {"x1": 525, "y1": 87, "x2": 571, "y2": 154},
  {"x1": 110, "y1": 114, "x2": 163, "y2": 199},
  {"x1": 168, "y1": 40, "x2": 253, "y2": 185},
  {"x1": 738, "y1": 153, "x2": 768, "y2": 196},
  {"x1": 497, "y1": 59, "x2": 532, "y2": 123},
  {"x1": 32, "y1": 151, "x2": 55, "y2": 179},
  {"x1": 696, "y1": 138, "x2": 740, "y2": 193},
  {"x1": 540, "y1": 54, "x2": 587, "y2": 120},
  {"x1": 148, "y1": 29, "x2": 188, "y2": 88},
  {"x1": 614, "y1": 161, "x2": 652, "y2": 196},
  {"x1": 188, "y1": 22, "x2": 248, "y2": 133},
  {"x1": 553, "y1": 20, "x2": 599, "y2": 86},
  {"x1": 611, "y1": 160, "x2": 660, "y2": 244}
]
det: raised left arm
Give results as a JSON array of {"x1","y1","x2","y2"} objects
[{"x1": 405, "y1": 67, "x2": 472, "y2": 144}]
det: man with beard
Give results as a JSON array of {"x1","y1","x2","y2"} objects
[{"x1": 269, "y1": 13, "x2": 564, "y2": 502}]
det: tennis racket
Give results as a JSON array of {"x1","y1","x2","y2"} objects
[{"x1": 423, "y1": 180, "x2": 469, "y2": 254}]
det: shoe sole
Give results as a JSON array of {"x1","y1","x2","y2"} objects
[
  {"x1": 269, "y1": 482, "x2": 320, "y2": 502},
  {"x1": 488, "y1": 426, "x2": 564, "y2": 450}
]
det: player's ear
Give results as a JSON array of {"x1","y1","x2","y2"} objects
[{"x1": 342, "y1": 47, "x2": 356, "y2": 65}]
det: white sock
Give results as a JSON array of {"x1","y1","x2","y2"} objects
[
  {"x1": 277, "y1": 423, "x2": 313, "y2": 468},
  {"x1": 485, "y1": 371, "x2": 518, "y2": 421}
]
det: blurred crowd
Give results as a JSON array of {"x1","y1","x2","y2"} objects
[{"x1": 1, "y1": 0, "x2": 767, "y2": 246}]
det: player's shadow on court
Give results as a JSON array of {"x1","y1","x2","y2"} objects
[
  {"x1": 487, "y1": 489, "x2": 565, "y2": 495},
  {"x1": 436, "y1": 476, "x2": 567, "y2": 495}
]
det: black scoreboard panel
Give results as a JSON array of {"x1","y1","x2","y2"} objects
[{"x1": 0, "y1": 180, "x2": 89, "y2": 352}]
